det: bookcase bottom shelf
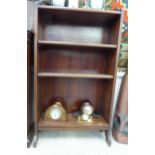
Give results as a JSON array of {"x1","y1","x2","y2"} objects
[{"x1": 38, "y1": 114, "x2": 108, "y2": 131}]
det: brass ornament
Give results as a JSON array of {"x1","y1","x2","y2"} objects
[
  {"x1": 78, "y1": 101, "x2": 94, "y2": 122},
  {"x1": 44, "y1": 101, "x2": 66, "y2": 121}
]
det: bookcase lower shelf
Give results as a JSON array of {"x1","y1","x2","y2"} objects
[{"x1": 38, "y1": 114, "x2": 108, "y2": 131}]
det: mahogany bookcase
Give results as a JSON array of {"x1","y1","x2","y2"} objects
[{"x1": 33, "y1": 5, "x2": 123, "y2": 147}]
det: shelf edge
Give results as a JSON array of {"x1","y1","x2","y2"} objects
[
  {"x1": 38, "y1": 40, "x2": 117, "y2": 49},
  {"x1": 38, "y1": 5, "x2": 121, "y2": 15},
  {"x1": 38, "y1": 72, "x2": 114, "y2": 79}
]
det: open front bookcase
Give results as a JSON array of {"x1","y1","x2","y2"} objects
[{"x1": 33, "y1": 5, "x2": 123, "y2": 147}]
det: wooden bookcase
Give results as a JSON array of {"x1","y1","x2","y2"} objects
[{"x1": 34, "y1": 5, "x2": 123, "y2": 147}]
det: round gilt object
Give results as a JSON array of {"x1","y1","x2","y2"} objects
[{"x1": 44, "y1": 101, "x2": 66, "y2": 121}]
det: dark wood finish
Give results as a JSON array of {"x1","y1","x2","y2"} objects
[
  {"x1": 38, "y1": 72, "x2": 113, "y2": 79},
  {"x1": 38, "y1": 45, "x2": 116, "y2": 75},
  {"x1": 38, "y1": 5, "x2": 121, "y2": 15},
  {"x1": 105, "y1": 10, "x2": 124, "y2": 146},
  {"x1": 33, "y1": 6, "x2": 39, "y2": 148},
  {"x1": 27, "y1": 31, "x2": 34, "y2": 148},
  {"x1": 34, "y1": 6, "x2": 123, "y2": 147},
  {"x1": 38, "y1": 78, "x2": 105, "y2": 113},
  {"x1": 38, "y1": 40, "x2": 117, "y2": 49},
  {"x1": 38, "y1": 113, "x2": 108, "y2": 131},
  {"x1": 38, "y1": 6, "x2": 121, "y2": 45}
]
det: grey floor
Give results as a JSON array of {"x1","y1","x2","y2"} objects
[{"x1": 31, "y1": 131, "x2": 128, "y2": 155}]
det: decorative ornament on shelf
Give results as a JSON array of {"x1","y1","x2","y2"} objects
[
  {"x1": 52, "y1": 0, "x2": 66, "y2": 6},
  {"x1": 79, "y1": 0, "x2": 90, "y2": 8},
  {"x1": 44, "y1": 100, "x2": 67, "y2": 121},
  {"x1": 78, "y1": 101, "x2": 94, "y2": 122},
  {"x1": 68, "y1": 0, "x2": 79, "y2": 8},
  {"x1": 40, "y1": 0, "x2": 51, "y2": 5},
  {"x1": 90, "y1": 0, "x2": 105, "y2": 10}
]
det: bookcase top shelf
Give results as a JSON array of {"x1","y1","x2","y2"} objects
[
  {"x1": 38, "y1": 72, "x2": 114, "y2": 79},
  {"x1": 38, "y1": 5, "x2": 121, "y2": 15},
  {"x1": 38, "y1": 5, "x2": 122, "y2": 27}
]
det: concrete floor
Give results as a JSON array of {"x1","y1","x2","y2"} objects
[{"x1": 31, "y1": 131, "x2": 128, "y2": 155}]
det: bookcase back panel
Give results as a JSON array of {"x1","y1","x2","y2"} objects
[
  {"x1": 38, "y1": 47, "x2": 110, "y2": 74},
  {"x1": 38, "y1": 78, "x2": 108, "y2": 114},
  {"x1": 104, "y1": 51, "x2": 117, "y2": 75},
  {"x1": 43, "y1": 24, "x2": 104, "y2": 44},
  {"x1": 38, "y1": 9, "x2": 121, "y2": 44}
]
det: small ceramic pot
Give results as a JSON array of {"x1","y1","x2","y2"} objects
[{"x1": 81, "y1": 102, "x2": 94, "y2": 115}]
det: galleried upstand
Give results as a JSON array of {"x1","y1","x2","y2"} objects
[{"x1": 33, "y1": 5, "x2": 123, "y2": 147}]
